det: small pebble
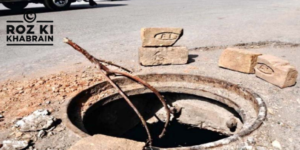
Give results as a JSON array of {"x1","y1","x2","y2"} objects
[
  {"x1": 272, "y1": 140, "x2": 282, "y2": 149},
  {"x1": 247, "y1": 137, "x2": 256, "y2": 145},
  {"x1": 256, "y1": 146, "x2": 267, "y2": 150},
  {"x1": 28, "y1": 146, "x2": 34, "y2": 150},
  {"x1": 226, "y1": 117, "x2": 237, "y2": 131},
  {"x1": 268, "y1": 108, "x2": 274, "y2": 115},
  {"x1": 47, "y1": 131, "x2": 54, "y2": 136},
  {"x1": 15, "y1": 132, "x2": 23, "y2": 138},
  {"x1": 38, "y1": 130, "x2": 46, "y2": 138}
]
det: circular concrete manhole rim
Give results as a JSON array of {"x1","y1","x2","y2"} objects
[{"x1": 63, "y1": 73, "x2": 267, "y2": 149}]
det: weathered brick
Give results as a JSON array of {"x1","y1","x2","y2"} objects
[
  {"x1": 218, "y1": 48, "x2": 262, "y2": 73},
  {"x1": 141, "y1": 28, "x2": 183, "y2": 47},
  {"x1": 139, "y1": 46, "x2": 188, "y2": 66},
  {"x1": 255, "y1": 55, "x2": 298, "y2": 88}
]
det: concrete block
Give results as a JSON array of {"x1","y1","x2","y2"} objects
[
  {"x1": 139, "y1": 46, "x2": 188, "y2": 66},
  {"x1": 141, "y1": 28, "x2": 183, "y2": 47},
  {"x1": 218, "y1": 48, "x2": 262, "y2": 73},
  {"x1": 255, "y1": 55, "x2": 298, "y2": 88}
]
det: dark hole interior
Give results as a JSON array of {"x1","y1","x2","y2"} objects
[
  {"x1": 121, "y1": 119, "x2": 228, "y2": 148},
  {"x1": 83, "y1": 92, "x2": 240, "y2": 148}
]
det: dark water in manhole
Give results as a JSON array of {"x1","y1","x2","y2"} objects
[{"x1": 83, "y1": 92, "x2": 238, "y2": 148}]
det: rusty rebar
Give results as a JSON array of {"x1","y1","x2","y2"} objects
[
  {"x1": 109, "y1": 70, "x2": 172, "y2": 138},
  {"x1": 64, "y1": 37, "x2": 173, "y2": 144},
  {"x1": 64, "y1": 38, "x2": 152, "y2": 145}
]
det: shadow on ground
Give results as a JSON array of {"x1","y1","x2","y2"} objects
[
  {"x1": 188, "y1": 54, "x2": 198, "y2": 64},
  {"x1": 0, "y1": 3, "x2": 127, "y2": 17}
]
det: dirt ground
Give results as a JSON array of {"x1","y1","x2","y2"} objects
[
  {"x1": 0, "y1": 66, "x2": 106, "y2": 150},
  {"x1": 0, "y1": 44, "x2": 299, "y2": 150}
]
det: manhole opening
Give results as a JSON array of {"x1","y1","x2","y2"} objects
[
  {"x1": 66, "y1": 74, "x2": 267, "y2": 149},
  {"x1": 83, "y1": 92, "x2": 243, "y2": 148}
]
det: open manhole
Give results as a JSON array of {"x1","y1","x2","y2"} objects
[{"x1": 64, "y1": 74, "x2": 267, "y2": 149}]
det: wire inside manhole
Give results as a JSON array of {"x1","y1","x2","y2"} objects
[{"x1": 64, "y1": 74, "x2": 267, "y2": 149}]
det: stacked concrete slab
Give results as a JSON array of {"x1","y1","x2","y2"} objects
[
  {"x1": 218, "y1": 48, "x2": 298, "y2": 88},
  {"x1": 139, "y1": 28, "x2": 188, "y2": 66}
]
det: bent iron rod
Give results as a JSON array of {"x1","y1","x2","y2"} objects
[{"x1": 64, "y1": 38, "x2": 173, "y2": 145}]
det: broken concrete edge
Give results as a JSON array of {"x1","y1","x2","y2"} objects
[
  {"x1": 141, "y1": 28, "x2": 184, "y2": 47},
  {"x1": 68, "y1": 134, "x2": 145, "y2": 150},
  {"x1": 0, "y1": 139, "x2": 30, "y2": 150},
  {"x1": 0, "y1": 110, "x2": 57, "y2": 150},
  {"x1": 64, "y1": 73, "x2": 267, "y2": 149},
  {"x1": 14, "y1": 109, "x2": 56, "y2": 132},
  {"x1": 254, "y1": 54, "x2": 298, "y2": 88},
  {"x1": 218, "y1": 47, "x2": 262, "y2": 74},
  {"x1": 139, "y1": 46, "x2": 189, "y2": 66}
]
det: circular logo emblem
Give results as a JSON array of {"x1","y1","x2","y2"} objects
[{"x1": 23, "y1": 10, "x2": 36, "y2": 23}]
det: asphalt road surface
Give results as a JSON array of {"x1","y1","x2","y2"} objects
[{"x1": 0, "y1": 0, "x2": 300, "y2": 80}]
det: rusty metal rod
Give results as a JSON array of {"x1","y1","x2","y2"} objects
[
  {"x1": 64, "y1": 38, "x2": 153, "y2": 145},
  {"x1": 109, "y1": 70, "x2": 172, "y2": 138}
]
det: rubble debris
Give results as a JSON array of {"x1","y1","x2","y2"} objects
[
  {"x1": 272, "y1": 140, "x2": 282, "y2": 149},
  {"x1": 54, "y1": 125, "x2": 65, "y2": 132},
  {"x1": 0, "y1": 140, "x2": 29, "y2": 150},
  {"x1": 14, "y1": 132, "x2": 23, "y2": 138},
  {"x1": 226, "y1": 117, "x2": 237, "y2": 131},
  {"x1": 255, "y1": 55, "x2": 298, "y2": 88},
  {"x1": 268, "y1": 108, "x2": 274, "y2": 115},
  {"x1": 14, "y1": 109, "x2": 56, "y2": 132},
  {"x1": 27, "y1": 146, "x2": 35, "y2": 150},
  {"x1": 68, "y1": 134, "x2": 145, "y2": 150},
  {"x1": 37, "y1": 130, "x2": 46, "y2": 138},
  {"x1": 141, "y1": 28, "x2": 183, "y2": 47},
  {"x1": 139, "y1": 46, "x2": 188, "y2": 65},
  {"x1": 239, "y1": 144, "x2": 254, "y2": 150},
  {"x1": 255, "y1": 146, "x2": 267, "y2": 150},
  {"x1": 218, "y1": 48, "x2": 262, "y2": 73},
  {"x1": 47, "y1": 131, "x2": 54, "y2": 137},
  {"x1": 247, "y1": 137, "x2": 256, "y2": 145},
  {"x1": 21, "y1": 134, "x2": 33, "y2": 141}
]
